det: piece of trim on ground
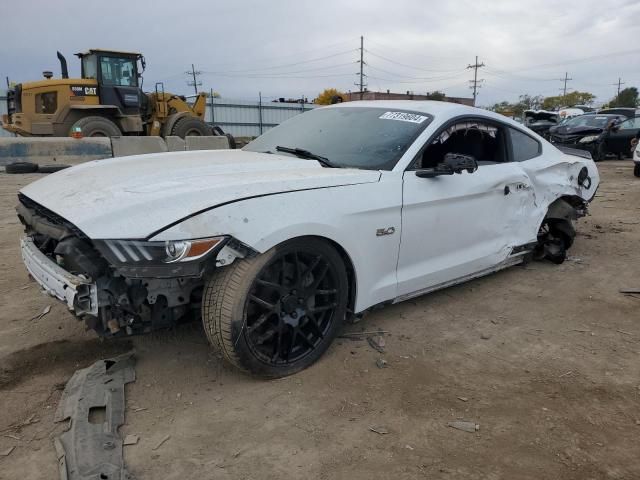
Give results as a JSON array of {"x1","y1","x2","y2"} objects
[{"x1": 54, "y1": 353, "x2": 136, "y2": 480}]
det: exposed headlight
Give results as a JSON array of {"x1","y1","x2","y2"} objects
[
  {"x1": 97, "y1": 237, "x2": 225, "y2": 265},
  {"x1": 579, "y1": 135, "x2": 600, "y2": 144}
]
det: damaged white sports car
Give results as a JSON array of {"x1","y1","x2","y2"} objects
[{"x1": 17, "y1": 101, "x2": 599, "y2": 377}]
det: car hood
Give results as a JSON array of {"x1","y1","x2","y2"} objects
[
  {"x1": 20, "y1": 150, "x2": 381, "y2": 239},
  {"x1": 549, "y1": 125, "x2": 603, "y2": 136}
]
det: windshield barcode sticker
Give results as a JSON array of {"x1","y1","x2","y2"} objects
[{"x1": 379, "y1": 111, "x2": 428, "y2": 123}]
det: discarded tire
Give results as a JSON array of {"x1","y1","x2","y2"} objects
[
  {"x1": 38, "y1": 164, "x2": 71, "y2": 174},
  {"x1": 5, "y1": 162, "x2": 39, "y2": 174}
]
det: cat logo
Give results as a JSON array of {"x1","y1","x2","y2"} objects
[{"x1": 70, "y1": 86, "x2": 98, "y2": 96}]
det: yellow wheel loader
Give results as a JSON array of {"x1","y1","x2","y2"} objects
[{"x1": 2, "y1": 49, "x2": 230, "y2": 141}]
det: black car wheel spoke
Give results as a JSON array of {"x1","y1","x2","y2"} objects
[
  {"x1": 249, "y1": 294, "x2": 276, "y2": 311},
  {"x1": 244, "y1": 248, "x2": 340, "y2": 366}
]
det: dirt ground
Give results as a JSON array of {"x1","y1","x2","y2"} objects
[{"x1": 1, "y1": 161, "x2": 639, "y2": 480}]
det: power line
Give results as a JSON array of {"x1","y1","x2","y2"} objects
[
  {"x1": 467, "y1": 56, "x2": 485, "y2": 106},
  {"x1": 366, "y1": 64, "x2": 468, "y2": 81},
  {"x1": 186, "y1": 64, "x2": 202, "y2": 95},
  {"x1": 488, "y1": 48, "x2": 640, "y2": 75},
  {"x1": 201, "y1": 62, "x2": 356, "y2": 77},
  {"x1": 366, "y1": 38, "x2": 468, "y2": 63},
  {"x1": 483, "y1": 68, "x2": 557, "y2": 82},
  {"x1": 201, "y1": 49, "x2": 357, "y2": 75},
  {"x1": 356, "y1": 36, "x2": 367, "y2": 99},
  {"x1": 613, "y1": 77, "x2": 625, "y2": 96},
  {"x1": 365, "y1": 49, "x2": 465, "y2": 73},
  {"x1": 559, "y1": 72, "x2": 572, "y2": 97}
]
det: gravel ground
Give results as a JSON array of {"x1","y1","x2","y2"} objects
[{"x1": 0, "y1": 161, "x2": 639, "y2": 480}]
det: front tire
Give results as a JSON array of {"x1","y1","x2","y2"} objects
[
  {"x1": 202, "y1": 238, "x2": 348, "y2": 377},
  {"x1": 634, "y1": 163, "x2": 640, "y2": 178},
  {"x1": 69, "y1": 116, "x2": 121, "y2": 137},
  {"x1": 171, "y1": 117, "x2": 212, "y2": 137}
]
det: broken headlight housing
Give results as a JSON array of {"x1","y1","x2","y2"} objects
[
  {"x1": 579, "y1": 135, "x2": 600, "y2": 144},
  {"x1": 95, "y1": 237, "x2": 226, "y2": 266}
]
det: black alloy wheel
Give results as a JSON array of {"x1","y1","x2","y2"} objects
[
  {"x1": 202, "y1": 238, "x2": 348, "y2": 377},
  {"x1": 244, "y1": 250, "x2": 340, "y2": 365}
]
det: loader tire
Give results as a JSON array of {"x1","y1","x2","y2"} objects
[
  {"x1": 70, "y1": 116, "x2": 121, "y2": 137},
  {"x1": 171, "y1": 117, "x2": 212, "y2": 137},
  {"x1": 5, "y1": 162, "x2": 38, "y2": 174}
]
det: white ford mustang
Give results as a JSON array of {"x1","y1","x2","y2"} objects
[{"x1": 17, "y1": 101, "x2": 599, "y2": 377}]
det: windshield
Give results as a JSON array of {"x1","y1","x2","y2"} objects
[
  {"x1": 244, "y1": 107, "x2": 432, "y2": 170},
  {"x1": 563, "y1": 115, "x2": 613, "y2": 128}
]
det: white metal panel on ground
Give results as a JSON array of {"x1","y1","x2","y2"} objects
[{"x1": 206, "y1": 98, "x2": 317, "y2": 138}]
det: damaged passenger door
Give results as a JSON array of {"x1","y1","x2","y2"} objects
[{"x1": 395, "y1": 119, "x2": 536, "y2": 300}]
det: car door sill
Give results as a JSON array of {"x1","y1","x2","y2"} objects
[{"x1": 393, "y1": 256, "x2": 524, "y2": 304}]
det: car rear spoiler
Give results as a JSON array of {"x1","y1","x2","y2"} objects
[{"x1": 556, "y1": 146, "x2": 593, "y2": 160}]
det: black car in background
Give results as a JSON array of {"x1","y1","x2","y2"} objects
[
  {"x1": 605, "y1": 116, "x2": 640, "y2": 158},
  {"x1": 548, "y1": 114, "x2": 627, "y2": 160},
  {"x1": 597, "y1": 107, "x2": 639, "y2": 119}
]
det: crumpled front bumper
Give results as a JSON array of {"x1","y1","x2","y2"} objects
[{"x1": 21, "y1": 237, "x2": 98, "y2": 316}]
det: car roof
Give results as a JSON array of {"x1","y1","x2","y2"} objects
[{"x1": 326, "y1": 100, "x2": 518, "y2": 125}]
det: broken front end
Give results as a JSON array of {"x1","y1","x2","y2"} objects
[{"x1": 16, "y1": 194, "x2": 244, "y2": 337}]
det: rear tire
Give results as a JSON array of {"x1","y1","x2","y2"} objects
[
  {"x1": 69, "y1": 116, "x2": 121, "y2": 137},
  {"x1": 535, "y1": 219, "x2": 574, "y2": 264},
  {"x1": 201, "y1": 238, "x2": 348, "y2": 377},
  {"x1": 5, "y1": 162, "x2": 38, "y2": 174},
  {"x1": 171, "y1": 117, "x2": 212, "y2": 137}
]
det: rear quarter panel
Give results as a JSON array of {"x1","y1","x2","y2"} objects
[{"x1": 521, "y1": 142, "x2": 599, "y2": 238}]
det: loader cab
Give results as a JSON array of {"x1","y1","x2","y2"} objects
[{"x1": 77, "y1": 49, "x2": 145, "y2": 115}]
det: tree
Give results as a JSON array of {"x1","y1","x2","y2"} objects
[
  {"x1": 490, "y1": 95, "x2": 544, "y2": 118},
  {"x1": 315, "y1": 88, "x2": 345, "y2": 105},
  {"x1": 609, "y1": 87, "x2": 638, "y2": 108},
  {"x1": 542, "y1": 91, "x2": 595, "y2": 110},
  {"x1": 425, "y1": 91, "x2": 446, "y2": 101},
  {"x1": 517, "y1": 94, "x2": 544, "y2": 111}
]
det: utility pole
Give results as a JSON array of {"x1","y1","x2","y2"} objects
[
  {"x1": 560, "y1": 72, "x2": 572, "y2": 98},
  {"x1": 466, "y1": 56, "x2": 485, "y2": 106},
  {"x1": 613, "y1": 77, "x2": 625, "y2": 96},
  {"x1": 355, "y1": 36, "x2": 367, "y2": 100},
  {"x1": 186, "y1": 64, "x2": 202, "y2": 95}
]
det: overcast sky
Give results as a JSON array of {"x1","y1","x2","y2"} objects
[{"x1": 2, "y1": 0, "x2": 639, "y2": 106}]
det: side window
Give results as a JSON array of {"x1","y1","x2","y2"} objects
[
  {"x1": 509, "y1": 128, "x2": 541, "y2": 162},
  {"x1": 619, "y1": 117, "x2": 640, "y2": 130},
  {"x1": 35, "y1": 92, "x2": 57, "y2": 114},
  {"x1": 419, "y1": 119, "x2": 507, "y2": 169}
]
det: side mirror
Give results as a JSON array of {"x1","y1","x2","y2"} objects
[{"x1": 415, "y1": 153, "x2": 479, "y2": 178}]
